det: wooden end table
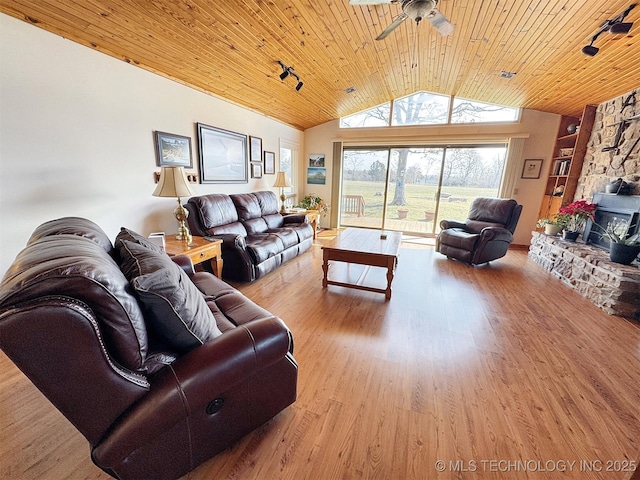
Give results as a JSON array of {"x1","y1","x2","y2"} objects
[
  {"x1": 164, "y1": 236, "x2": 223, "y2": 278},
  {"x1": 322, "y1": 228, "x2": 402, "y2": 300}
]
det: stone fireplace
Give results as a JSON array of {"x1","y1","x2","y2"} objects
[{"x1": 528, "y1": 232, "x2": 640, "y2": 320}]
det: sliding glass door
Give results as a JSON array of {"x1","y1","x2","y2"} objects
[{"x1": 340, "y1": 144, "x2": 507, "y2": 235}]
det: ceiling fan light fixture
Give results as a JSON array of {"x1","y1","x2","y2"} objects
[
  {"x1": 280, "y1": 70, "x2": 290, "y2": 80},
  {"x1": 582, "y1": 44, "x2": 599, "y2": 56},
  {"x1": 295, "y1": 81, "x2": 304, "y2": 91}
]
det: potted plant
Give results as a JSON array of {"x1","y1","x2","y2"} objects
[
  {"x1": 536, "y1": 216, "x2": 565, "y2": 236},
  {"x1": 555, "y1": 200, "x2": 596, "y2": 241},
  {"x1": 298, "y1": 194, "x2": 330, "y2": 216},
  {"x1": 595, "y1": 217, "x2": 640, "y2": 265}
]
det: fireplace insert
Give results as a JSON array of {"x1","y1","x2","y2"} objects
[{"x1": 583, "y1": 193, "x2": 640, "y2": 250}]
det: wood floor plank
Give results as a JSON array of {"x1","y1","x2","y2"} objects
[{"x1": 1, "y1": 233, "x2": 639, "y2": 479}]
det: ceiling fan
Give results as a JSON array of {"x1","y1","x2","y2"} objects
[{"x1": 349, "y1": 0, "x2": 454, "y2": 40}]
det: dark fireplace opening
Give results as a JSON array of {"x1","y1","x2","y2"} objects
[{"x1": 583, "y1": 193, "x2": 640, "y2": 251}]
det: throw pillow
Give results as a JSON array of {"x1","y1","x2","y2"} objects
[
  {"x1": 115, "y1": 227, "x2": 164, "y2": 253},
  {"x1": 118, "y1": 240, "x2": 221, "y2": 353}
]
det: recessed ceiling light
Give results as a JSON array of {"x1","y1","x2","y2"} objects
[{"x1": 499, "y1": 71, "x2": 517, "y2": 79}]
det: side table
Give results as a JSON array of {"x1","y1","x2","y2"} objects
[
  {"x1": 164, "y1": 236, "x2": 223, "y2": 278},
  {"x1": 283, "y1": 209, "x2": 319, "y2": 239}
]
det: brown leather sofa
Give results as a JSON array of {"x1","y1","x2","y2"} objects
[
  {"x1": 185, "y1": 190, "x2": 314, "y2": 282},
  {"x1": 0, "y1": 217, "x2": 297, "y2": 480},
  {"x1": 436, "y1": 197, "x2": 523, "y2": 265}
]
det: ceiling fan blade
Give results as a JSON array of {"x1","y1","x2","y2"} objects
[
  {"x1": 427, "y1": 8, "x2": 454, "y2": 36},
  {"x1": 376, "y1": 13, "x2": 408, "y2": 40},
  {"x1": 348, "y1": 0, "x2": 395, "y2": 5}
]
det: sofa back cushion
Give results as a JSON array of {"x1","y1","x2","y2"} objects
[
  {"x1": 0, "y1": 234, "x2": 149, "y2": 372},
  {"x1": 27, "y1": 216, "x2": 115, "y2": 256},
  {"x1": 253, "y1": 191, "x2": 279, "y2": 215},
  {"x1": 231, "y1": 193, "x2": 269, "y2": 234},
  {"x1": 468, "y1": 198, "x2": 517, "y2": 226},
  {"x1": 188, "y1": 194, "x2": 239, "y2": 230}
]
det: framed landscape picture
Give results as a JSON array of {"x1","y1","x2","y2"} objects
[
  {"x1": 197, "y1": 123, "x2": 248, "y2": 184},
  {"x1": 154, "y1": 131, "x2": 192, "y2": 167},
  {"x1": 264, "y1": 151, "x2": 275, "y2": 174},
  {"x1": 250, "y1": 136, "x2": 262, "y2": 163}
]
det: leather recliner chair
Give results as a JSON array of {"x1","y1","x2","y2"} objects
[
  {"x1": 436, "y1": 197, "x2": 523, "y2": 265},
  {"x1": 0, "y1": 217, "x2": 298, "y2": 480}
]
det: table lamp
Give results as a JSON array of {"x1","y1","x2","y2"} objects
[
  {"x1": 272, "y1": 171, "x2": 291, "y2": 213},
  {"x1": 153, "y1": 166, "x2": 196, "y2": 243}
]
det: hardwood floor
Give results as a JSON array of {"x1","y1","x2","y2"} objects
[{"x1": 1, "y1": 233, "x2": 640, "y2": 479}]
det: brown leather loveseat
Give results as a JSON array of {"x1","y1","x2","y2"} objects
[
  {"x1": 185, "y1": 190, "x2": 314, "y2": 282},
  {"x1": 0, "y1": 217, "x2": 297, "y2": 480}
]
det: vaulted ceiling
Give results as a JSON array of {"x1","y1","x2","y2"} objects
[{"x1": 2, "y1": 1, "x2": 639, "y2": 130}]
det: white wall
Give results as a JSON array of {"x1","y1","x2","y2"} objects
[
  {"x1": 304, "y1": 109, "x2": 560, "y2": 246},
  {"x1": 0, "y1": 14, "x2": 303, "y2": 273}
]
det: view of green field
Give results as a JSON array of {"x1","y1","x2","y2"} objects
[{"x1": 341, "y1": 180, "x2": 500, "y2": 235}]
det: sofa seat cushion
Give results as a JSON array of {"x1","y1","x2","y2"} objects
[
  {"x1": 245, "y1": 234, "x2": 284, "y2": 263},
  {"x1": 118, "y1": 240, "x2": 222, "y2": 354},
  {"x1": 287, "y1": 222, "x2": 314, "y2": 242},
  {"x1": 438, "y1": 228, "x2": 479, "y2": 251},
  {"x1": 268, "y1": 228, "x2": 299, "y2": 249}
]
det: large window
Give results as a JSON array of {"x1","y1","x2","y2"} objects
[
  {"x1": 340, "y1": 91, "x2": 519, "y2": 128},
  {"x1": 392, "y1": 91, "x2": 449, "y2": 126},
  {"x1": 340, "y1": 144, "x2": 508, "y2": 236},
  {"x1": 451, "y1": 97, "x2": 519, "y2": 123},
  {"x1": 339, "y1": 102, "x2": 391, "y2": 128}
]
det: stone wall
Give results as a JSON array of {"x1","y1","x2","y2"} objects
[
  {"x1": 529, "y1": 232, "x2": 640, "y2": 320},
  {"x1": 576, "y1": 88, "x2": 640, "y2": 199}
]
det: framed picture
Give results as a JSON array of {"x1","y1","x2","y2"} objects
[
  {"x1": 251, "y1": 163, "x2": 263, "y2": 178},
  {"x1": 307, "y1": 167, "x2": 326, "y2": 185},
  {"x1": 309, "y1": 153, "x2": 325, "y2": 168},
  {"x1": 197, "y1": 123, "x2": 248, "y2": 184},
  {"x1": 154, "y1": 131, "x2": 192, "y2": 167},
  {"x1": 263, "y1": 151, "x2": 275, "y2": 174},
  {"x1": 250, "y1": 136, "x2": 262, "y2": 163},
  {"x1": 521, "y1": 159, "x2": 543, "y2": 179}
]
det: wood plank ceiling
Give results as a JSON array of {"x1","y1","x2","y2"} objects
[{"x1": 1, "y1": 0, "x2": 639, "y2": 130}]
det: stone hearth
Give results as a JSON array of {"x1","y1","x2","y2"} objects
[{"x1": 529, "y1": 231, "x2": 640, "y2": 320}]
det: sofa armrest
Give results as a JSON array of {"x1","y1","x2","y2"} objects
[
  {"x1": 92, "y1": 316, "x2": 292, "y2": 466},
  {"x1": 479, "y1": 226, "x2": 514, "y2": 243},
  {"x1": 283, "y1": 214, "x2": 306, "y2": 225},
  {"x1": 440, "y1": 219, "x2": 467, "y2": 230},
  {"x1": 170, "y1": 255, "x2": 195, "y2": 275}
]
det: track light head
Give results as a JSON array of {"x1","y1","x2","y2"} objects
[
  {"x1": 295, "y1": 81, "x2": 304, "y2": 91},
  {"x1": 280, "y1": 69, "x2": 290, "y2": 80},
  {"x1": 582, "y1": 44, "x2": 599, "y2": 56},
  {"x1": 610, "y1": 21, "x2": 633, "y2": 34}
]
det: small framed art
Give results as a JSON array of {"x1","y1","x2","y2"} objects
[
  {"x1": 154, "y1": 131, "x2": 193, "y2": 167},
  {"x1": 251, "y1": 163, "x2": 263, "y2": 178},
  {"x1": 264, "y1": 151, "x2": 275, "y2": 174},
  {"x1": 250, "y1": 136, "x2": 262, "y2": 163},
  {"x1": 521, "y1": 159, "x2": 543, "y2": 179}
]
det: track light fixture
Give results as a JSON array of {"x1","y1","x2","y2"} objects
[
  {"x1": 582, "y1": 3, "x2": 637, "y2": 56},
  {"x1": 277, "y1": 61, "x2": 304, "y2": 91}
]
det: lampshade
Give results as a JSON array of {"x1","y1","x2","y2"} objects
[
  {"x1": 272, "y1": 171, "x2": 291, "y2": 188},
  {"x1": 153, "y1": 166, "x2": 196, "y2": 198}
]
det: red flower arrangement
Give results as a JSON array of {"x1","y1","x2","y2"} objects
[{"x1": 556, "y1": 199, "x2": 596, "y2": 232}]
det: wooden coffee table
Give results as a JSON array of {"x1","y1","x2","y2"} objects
[{"x1": 322, "y1": 228, "x2": 402, "y2": 299}]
